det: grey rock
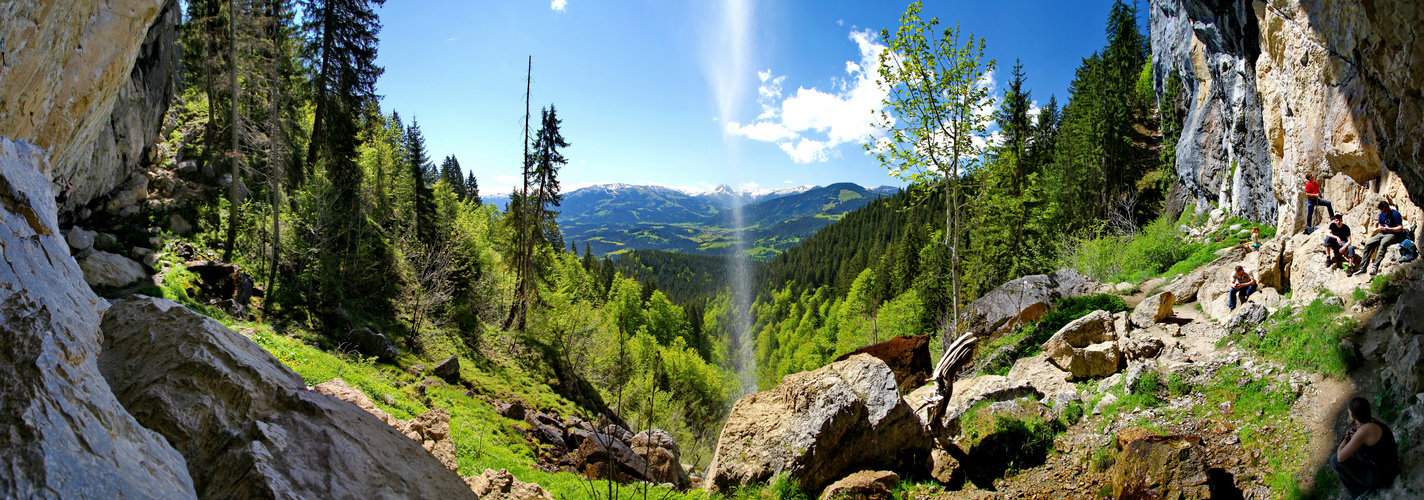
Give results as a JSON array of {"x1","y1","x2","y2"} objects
[
  {"x1": 346, "y1": 327, "x2": 400, "y2": 362},
  {"x1": 964, "y1": 268, "x2": 1103, "y2": 335},
  {"x1": 96, "y1": 231, "x2": 119, "y2": 250},
  {"x1": 177, "y1": 159, "x2": 198, "y2": 174},
  {"x1": 99, "y1": 297, "x2": 476, "y2": 499},
  {"x1": 0, "y1": 138, "x2": 196, "y2": 498},
  {"x1": 704, "y1": 354, "x2": 928, "y2": 494},
  {"x1": 169, "y1": 213, "x2": 193, "y2": 235},
  {"x1": 1225, "y1": 303, "x2": 1268, "y2": 336},
  {"x1": 80, "y1": 250, "x2": 149, "y2": 288},
  {"x1": 66, "y1": 226, "x2": 95, "y2": 250},
  {"x1": 432, "y1": 354, "x2": 461, "y2": 383}
]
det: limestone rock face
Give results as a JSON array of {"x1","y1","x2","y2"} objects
[
  {"x1": 99, "y1": 296, "x2": 474, "y2": 499},
  {"x1": 1130, "y1": 291, "x2": 1176, "y2": 328},
  {"x1": 0, "y1": 139, "x2": 196, "y2": 498},
  {"x1": 0, "y1": 0, "x2": 179, "y2": 208},
  {"x1": 79, "y1": 250, "x2": 148, "y2": 287},
  {"x1": 1150, "y1": 0, "x2": 1275, "y2": 223},
  {"x1": 704, "y1": 354, "x2": 929, "y2": 494}
]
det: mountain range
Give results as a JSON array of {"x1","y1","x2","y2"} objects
[{"x1": 534, "y1": 182, "x2": 898, "y2": 260}]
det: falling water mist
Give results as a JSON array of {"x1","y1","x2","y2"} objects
[{"x1": 704, "y1": 0, "x2": 758, "y2": 396}]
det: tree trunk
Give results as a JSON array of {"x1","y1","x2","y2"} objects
[{"x1": 224, "y1": 0, "x2": 239, "y2": 263}]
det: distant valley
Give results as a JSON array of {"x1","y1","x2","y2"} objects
[{"x1": 513, "y1": 182, "x2": 897, "y2": 260}]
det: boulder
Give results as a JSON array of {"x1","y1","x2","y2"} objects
[
  {"x1": 1041, "y1": 310, "x2": 1122, "y2": 380},
  {"x1": 1111, "y1": 435, "x2": 1211, "y2": 500},
  {"x1": 927, "y1": 449, "x2": 962, "y2": 485},
  {"x1": 99, "y1": 297, "x2": 475, "y2": 498},
  {"x1": 957, "y1": 399, "x2": 1055, "y2": 484},
  {"x1": 632, "y1": 429, "x2": 690, "y2": 490},
  {"x1": 1130, "y1": 292, "x2": 1175, "y2": 328},
  {"x1": 573, "y1": 432, "x2": 649, "y2": 483},
  {"x1": 1224, "y1": 303, "x2": 1268, "y2": 336},
  {"x1": 177, "y1": 159, "x2": 199, "y2": 174},
  {"x1": 498, "y1": 401, "x2": 528, "y2": 421},
  {"x1": 433, "y1": 354, "x2": 461, "y2": 383},
  {"x1": 170, "y1": 213, "x2": 193, "y2": 235},
  {"x1": 346, "y1": 327, "x2": 400, "y2": 362},
  {"x1": 0, "y1": 138, "x2": 196, "y2": 498},
  {"x1": 80, "y1": 250, "x2": 148, "y2": 287},
  {"x1": 1121, "y1": 337, "x2": 1165, "y2": 361},
  {"x1": 1255, "y1": 238, "x2": 1287, "y2": 289},
  {"x1": 464, "y1": 469, "x2": 554, "y2": 500},
  {"x1": 184, "y1": 260, "x2": 255, "y2": 306},
  {"x1": 818, "y1": 470, "x2": 899, "y2": 500},
  {"x1": 66, "y1": 226, "x2": 95, "y2": 251},
  {"x1": 963, "y1": 269, "x2": 1101, "y2": 335},
  {"x1": 832, "y1": 334, "x2": 932, "y2": 393},
  {"x1": 104, "y1": 173, "x2": 149, "y2": 212},
  {"x1": 1163, "y1": 246, "x2": 1248, "y2": 304},
  {"x1": 704, "y1": 354, "x2": 928, "y2": 494},
  {"x1": 1006, "y1": 353, "x2": 1076, "y2": 396}
]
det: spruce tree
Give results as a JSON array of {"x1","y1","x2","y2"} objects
[
  {"x1": 406, "y1": 118, "x2": 438, "y2": 245},
  {"x1": 465, "y1": 172, "x2": 481, "y2": 205}
]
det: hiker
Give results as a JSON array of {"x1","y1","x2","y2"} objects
[
  {"x1": 1358, "y1": 201, "x2": 1407, "y2": 277},
  {"x1": 1330, "y1": 397, "x2": 1399, "y2": 497},
  {"x1": 1303, "y1": 173, "x2": 1334, "y2": 233},
  {"x1": 1228, "y1": 266, "x2": 1256, "y2": 311},
  {"x1": 1250, "y1": 227, "x2": 1263, "y2": 251},
  {"x1": 1322, "y1": 215, "x2": 1358, "y2": 271}
]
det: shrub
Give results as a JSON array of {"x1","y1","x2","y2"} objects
[{"x1": 1035, "y1": 293, "x2": 1130, "y2": 343}]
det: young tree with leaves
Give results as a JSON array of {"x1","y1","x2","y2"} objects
[{"x1": 871, "y1": 0, "x2": 995, "y2": 349}]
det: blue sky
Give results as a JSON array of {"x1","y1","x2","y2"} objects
[{"x1": 373, "y1": 0, "x2": 1143, "y2": 196}]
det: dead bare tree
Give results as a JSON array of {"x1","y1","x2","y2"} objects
[{"x1": 400, "y1": 238, "x2": 456, "y2": 347}]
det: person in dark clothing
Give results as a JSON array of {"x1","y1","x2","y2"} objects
[
  {"x1": 1322, "y1": 215, "x2": 1358, "y2": 271},
  {"x1": 1228, "y1": 266, "x2": 1256, "y2": 311},
  {"x1": 53, "y1": 174, "x2": 73, "y2": 206},
  {"x1": 1331, "y1": 397, "x2": 1399, "y2": 498},
  {"x1": 1360, "y1": 201, "x2": 1407, "y2": 277},
  {"x1": 1304, "y1": 173, "x2": 1335, "y2": 233}
]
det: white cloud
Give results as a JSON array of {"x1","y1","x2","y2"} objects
[
  {"x1": 726, "y1": 29, "x2": 889, "y2": 163},
  {"x1": 551, "y1": 0, "x2": 567, "y2": 12},
  {"x1": 784, "y1": 180, "x2": 793, "y2": 184},
  {"x1": 724, "y1": 121, "x2": 796, "y2": 141}
]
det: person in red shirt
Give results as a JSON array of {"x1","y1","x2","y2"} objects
[{"x1": 1304, "y1": 173, "x2": 1335, "y2": 234}]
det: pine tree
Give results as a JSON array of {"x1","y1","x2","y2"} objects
[
  {"x1": 440, "y1": 155, "x2": 467, "y2": 200},
  {"x1": 406, "y1": 118, "x2": 438, "y2": 245},
  {"x1": 465, "y1": 172, "x2": 481, "y2": 205},
  {"x1": 302, "y1": 0, "x2": 386, "y2": 306}
]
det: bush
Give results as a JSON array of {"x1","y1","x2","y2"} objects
[{"x1": 1035, "y1": 293, "x2": 1130, "y2": 343}]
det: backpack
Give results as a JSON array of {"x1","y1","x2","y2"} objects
[{"x1": 1400, "y1": 239, "x2": 1418, "y2": 263}]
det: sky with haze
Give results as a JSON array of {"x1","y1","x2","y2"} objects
[{"x1": 374, "y1": 0, "x2": 1146, "y2": 197}]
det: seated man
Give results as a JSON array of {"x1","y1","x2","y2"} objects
[
  {"x1": 1359, "y1": 201, "x2": 1408, "y2": 277},
  {"x1": 1228, "y1": 266, "x2": 1256, "y2": 311},
  {"x1": 1322, "y1": 215, "x2": 1358, "y2": 271},
  {"x1": 1331, "y1": 397, "x2": 1399, "y2": 497}
]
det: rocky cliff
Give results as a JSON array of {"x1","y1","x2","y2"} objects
[
  {"x1": 1153, "y1": 0, "x2": 1424, "y2": 230},
  {"x1": 0, "y1": 0, "x2": 178, "y2": 208}
]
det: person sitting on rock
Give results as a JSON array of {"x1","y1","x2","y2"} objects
[
  {"x1": 1331, "y1": 397, "x2": 1399, "y2": 498},
  {"x1": 1360, "y1": 201, "x2": 1407, "y2": 277},
  {"x1": 1250, "y1": 227, "x2": 1262, "y2": 251},
  {"x1": 1303, "y1": 173, "x2": 1335, "y2": 234},
  {"x1": 1228, "y1": 266, "x2": 1256, "y2": 311},
  {"x1": 1323, "y1": 215, "x2": 1358, "y2": 271}
]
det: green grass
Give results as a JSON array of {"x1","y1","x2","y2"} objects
[
  {"x1": 1230, "y1": 297, "x2": 1357, "y2": 377},
  {"x1": 972, "y1": 323, "x2": 1032, "y2": 376},
  {"x1": 958, "y1": 400, "x2": 1066, "y2": 476},
  {"x1": 251, "y1": 329, "x2": 711, "y2": 500},
  {"x1": 1370, "y1": 271, "x2": 1406, "y2": 302}
]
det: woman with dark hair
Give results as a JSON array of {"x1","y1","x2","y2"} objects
[{"x1": 1331, "y1": 397, "x2": 1399, "y2": 497}]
